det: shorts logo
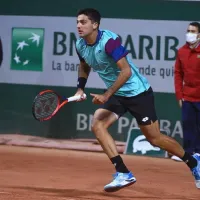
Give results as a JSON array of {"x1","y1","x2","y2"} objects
[
  {"x1": 142, "y1": 117, "x2": 149, "y2": 122},
  {"x1": 11, "y1": 28, "x2": 44, "y2": 71}
]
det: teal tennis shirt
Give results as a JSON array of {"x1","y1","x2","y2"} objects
[{"x1": 76, "y1": 30, "x2": 150, "y2": 97}]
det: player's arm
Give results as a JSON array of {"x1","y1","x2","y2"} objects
[
  {"x1": 174, "y1": 51, "x2": 183, "y2": 103},
  {"x1": 105, "y1": 58, "x2": 132, "y2": 97},
  {"x1": 104, "y1": 37, "x2": 132, "y2": 98},
  {"x1": 78, "y1": 60, "x2": 91, "y2": 83},
  {"x1": 76, "y1": 48, "x2": 91, "y2": 92}
]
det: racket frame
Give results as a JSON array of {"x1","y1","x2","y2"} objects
[{"x1": 32, "y1": 90, "x2": 85, "y2": 122}]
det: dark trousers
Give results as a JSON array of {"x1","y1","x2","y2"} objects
[{"x1": 182, "y1": 101, "x2": 200, "y2": 154}]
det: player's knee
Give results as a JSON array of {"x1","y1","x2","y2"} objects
[
  {"x1": 91, "y1": 119, "x2": 104, "y2": 134},
  {"x1": 91, "y1": 121, "x2": 106, "y2": 141}
]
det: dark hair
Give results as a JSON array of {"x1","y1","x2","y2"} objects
[
  {"x1": 77, "y1": 8, "x2": 101, "y2": 25},
  {"x1": 189, "y1": 22, "x2": 200, "y2": 33}
]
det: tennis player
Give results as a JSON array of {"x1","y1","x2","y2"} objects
[{"x1": 74, "y1": 8, "x2": 200, "y2": 192}]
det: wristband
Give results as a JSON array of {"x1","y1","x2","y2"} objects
[{"x1": 77, "y1": 77, "x2": 87, "y2": 90}]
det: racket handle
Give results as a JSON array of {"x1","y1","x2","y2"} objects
[{"x1": 67, "y1": 93, "x2": 86, "y2": 102}]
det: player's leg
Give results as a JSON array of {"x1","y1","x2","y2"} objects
[
  {"x1": 171, "y1": 101, "x2": 197, "y2": 161},
  {"x1": 91, "y1": 108, "x2": 120, "y2": 158},
  {"x1": 127, "y1": 87, "x2": 200, "y2": 189},
  {"x1": 91, "y1": 96, "x2": 136, "y2": 192},
  {"x1": 194, "y1": 102, "x2": 200, "y2": 154},
  {"x1": 139, "y1": 121, "x2": 200, "y2": 189},
  {"x1": 139, "y1": 121, "x2": 185, "y2": 158},
  {"x1": 92, "y1": 95, "x2": 128, "y2": 172},
  {"x1": 182, "y1": 101, "x2": 197, "y2": 154}
]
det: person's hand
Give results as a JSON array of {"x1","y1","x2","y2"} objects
[
  {"x1": 178, "y1": 99, "x2": 183, "y2": 108},
  {"x1": 90, "y1": 93, "x2": 109, "y2": 104},
  {"x1": 74, "y1": 88, "x2": 86, "y2": 102}
]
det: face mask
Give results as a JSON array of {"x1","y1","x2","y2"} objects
[{"x1": 186, "y1": 32, "x2": 198, "y2": 44}]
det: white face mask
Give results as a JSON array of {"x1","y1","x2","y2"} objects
[{"x1": 186, "y1": 32, "x2": 198, "y2": 44}]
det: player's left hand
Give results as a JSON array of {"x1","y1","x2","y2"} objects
[{"x1": 90, "y1": 93, "x2": 109, "y2": 104}]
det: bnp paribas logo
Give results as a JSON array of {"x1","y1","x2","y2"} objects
[{"x1": 11, "y1": 28, "x2": 44, "y2": 71}]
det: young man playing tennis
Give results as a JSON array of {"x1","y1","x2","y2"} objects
[{"x1": 74, "y1": 8, "x2": 200, "y2": 192}]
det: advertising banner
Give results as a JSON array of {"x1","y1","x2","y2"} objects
[{"x1": 0, "y1": 15, "x2": 190, "y2": 93}]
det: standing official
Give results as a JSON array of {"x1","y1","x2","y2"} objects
[{"x1": 174, "y1": 22, "x2": 200, "y2": 157}]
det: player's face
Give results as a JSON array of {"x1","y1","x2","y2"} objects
[{"x1": 77, "y1": 14, "x2": 98, "y2": 37}]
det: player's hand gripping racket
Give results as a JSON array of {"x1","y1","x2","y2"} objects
[{"x1": 32, "y1": 90, "x2": 86, "y2": 121}]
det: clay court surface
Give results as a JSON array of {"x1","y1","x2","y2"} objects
[{"x1": 0, "y1": 145, "x2": 199, "y2": 200}]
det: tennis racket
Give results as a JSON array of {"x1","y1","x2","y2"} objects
[{"x1": 32, "y1": 90, "x2": 86, "y2": 121}]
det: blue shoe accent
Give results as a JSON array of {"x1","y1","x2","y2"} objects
[
  {"x1": 192, "y1": 153, "x2": 200, "y2": 189},
  {"x1": 104, "y1": 172, "x2": 136, "y2": 192}
]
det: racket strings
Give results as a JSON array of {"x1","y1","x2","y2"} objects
[{"x1": 34, "y1": 92, "x2": 59, "y2": 119}]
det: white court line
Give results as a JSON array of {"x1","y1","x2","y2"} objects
[{"x1": 0, "y1": 191, "x2": 11, "y2": 194}]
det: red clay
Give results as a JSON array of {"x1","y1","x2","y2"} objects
[{"x1": 0, "y1": 145, "x2": 199, "y2": 200}]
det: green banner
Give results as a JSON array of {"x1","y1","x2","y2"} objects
[
  {"x1": 124, "y1": 128, "x2": 168, "y2": 157},
  {"x1": 11, "y1": 28, "x2": 44, "y2": 71}
]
